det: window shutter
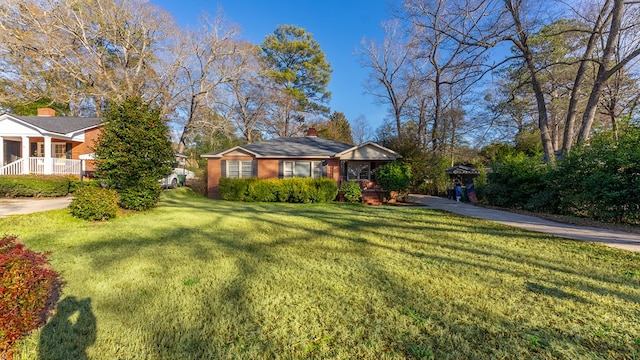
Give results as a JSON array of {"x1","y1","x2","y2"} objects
[
  {"x1": 252, "y1": 159, "x2": 258, "y2": 177},
  {"x1": 221, "y1": 160, "x2": 226, "y2": 178},
  {"x1": 66, "y1": 143, "x2": 72, "y2": 159},
  {"x1": 321, "y1": 161, "x2": 327, "y2": 177},
  {"x1": 278, "y1": 160, "x2": 283, "y2": 179},
  {"x1": 30, "y1": 143, "x2": 37, "y2": 157}
]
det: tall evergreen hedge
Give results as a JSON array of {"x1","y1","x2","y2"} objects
[{"x1": 219, "y1": 178, "x2": 338, "y2": 203}]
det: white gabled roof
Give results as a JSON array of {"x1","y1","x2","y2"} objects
[
  {"x1": 335, "y1": 142, "x2": 401, "y2": 161},
  {"x1": 200, "y1": 145, "x2": 261, "y2": 159},
  {"x1": 0, "y1": 113, "x2": 102, "y2": 139}
]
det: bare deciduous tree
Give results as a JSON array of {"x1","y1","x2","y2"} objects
[
  {"x1": 358, "y1": 19, "x2": 415, "y2": 136},
  {"x1": 0, "y1": 0, "x2": 174, "y2": 115},
  {"x1": 168, "y1": 11, "x2": 241, "y2": 152}
]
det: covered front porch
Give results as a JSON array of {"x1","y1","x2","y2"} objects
[{"x1": 0, "y1": 136, "x2": 83, "y2": 176}]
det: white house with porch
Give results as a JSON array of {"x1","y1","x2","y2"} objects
[{"x1": 0, "y1": 108, "x2": 102, "y2": 176}]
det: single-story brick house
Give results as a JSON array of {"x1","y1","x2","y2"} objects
[
  {"x1": 201, "y1": 129, "x2": 401, "y2": 204},
  {"x1": 0, "y1": 108, "x2": 102, "y2": 176}
]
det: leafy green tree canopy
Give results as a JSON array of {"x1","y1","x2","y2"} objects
[
  {"x1": 261, "y1": 24, "x2": 332, "y2": 114},
  {"x1": 316, "y1": 111, "x2": 354, "y2": 144},
  {"x1": 94, "y1": 97, "x2": 174, "y2": 210}
]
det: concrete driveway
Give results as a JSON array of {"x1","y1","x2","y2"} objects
[
  {"x1": 407, "y1": 194, "x2": 640, "y2": 253},
  {"x1": 0, "y1": 197, "x2": 72, "y2": 218}
]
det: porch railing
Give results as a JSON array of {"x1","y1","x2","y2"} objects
[
  {"x1": 0, "y1": 158, "x2": 81, "y2": 176},
  {"x1": 0, "y1": 159, "x2": 22, "y2": 175},
  {"x1": 29, "y1": 157, "x2": 81, "y2": 175}
]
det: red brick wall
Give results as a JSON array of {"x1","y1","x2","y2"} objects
[
  {"x1": 207, "y1": 158, "x2": 222, "y2": 199},
  {"x1": 72, "y1": 126, "x2": 102, "y2": 159},
  {"x1": 207, "y1": 156, "x2": 343, "y2": 199},
  {"x1": 206, "y1": 155, "x2": 254, "y2": 198},
  {"x1": 257, "y1": 159, "x2": 279, "y2": 178}
]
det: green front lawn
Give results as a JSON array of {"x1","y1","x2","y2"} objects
[{"x1": 5, "y1": 188, "x2": 640, "y2": 359}]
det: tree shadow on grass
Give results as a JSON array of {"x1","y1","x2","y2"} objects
[{"x1": 38, "y1": 297, "x2": 96, "y2": 360}]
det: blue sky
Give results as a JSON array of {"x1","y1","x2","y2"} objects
[{"x1": 151, "y1": 0, "x2": 396, "y2": 131}]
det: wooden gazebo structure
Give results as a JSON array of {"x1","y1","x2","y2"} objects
[
  {"x1": 445, "y1": 165, "x2": 480, "y2": 185},
  {"x1": 445, "y1": 165, "x2": 480, "y2": 202}
]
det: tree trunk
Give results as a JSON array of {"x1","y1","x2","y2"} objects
[
  {"x1": 562, "y1": 0, "x2": 612, "y2": 154},
  {"x1": 577, "y1": 0, "x2": 623, "y2": 144},
  {"x1": 505, "y1": 0, "x2": 555, "y2": 163},
  {"x1": 431, "y1": 72, "x2": 442, "y2": 152}
]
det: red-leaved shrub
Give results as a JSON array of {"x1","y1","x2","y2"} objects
[{"x1": 0, "y1": 235, "x2": 62, "y2": 357}]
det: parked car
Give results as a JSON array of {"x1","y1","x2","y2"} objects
[
  {"x1": 160, "y1": 170, "x2": 181, "y2": 189},
  {"x1": 160, "y1": 168, "x2": 195, "y2": 189}
]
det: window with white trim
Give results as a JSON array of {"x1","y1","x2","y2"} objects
[
  {"x1": 347, "y1": 162, "x2": 370, "y2": 181},
  {"x1": 53, "y1": 143, "x2": 67, "y2": 159},
  {"x1": 282, "y1": 161, "x2": 323, "y2": 178},
  {"x1": 226, "y1": 160, "x2": 254, "y2": 179},
  {"x1": 35, "y1": 142, "x2": 67, "y2": 158}
]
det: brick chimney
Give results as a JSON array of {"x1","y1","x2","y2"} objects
[
  {"x1": 305, "y1": 127, "x2": 318, "y2": 137},
  {"x1": 37, "y1": 108, "x2": 56, "y2": 117}
]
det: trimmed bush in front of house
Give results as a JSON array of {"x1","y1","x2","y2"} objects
[
  {"x1": 374, "y1": 161, "x2": 412, "y2": 201},
  {"x1": 0, "y1": 175, "x2": 71, "y2": 197},
  {"x1": 69, "y1": 186, "x2": 120, "y2": 221},
  {"x1": 219, "y1": 178, "x2": 338, "y2": 203},
  {"x1": 0, "y1": 175, "x2": 100, "y2": 198},
  {"x1": 340, "y1": 180, "x2": 362, "y2": 203},
  {"x1": 0, "y1": 235, "x2": 62, "y2": 358}
]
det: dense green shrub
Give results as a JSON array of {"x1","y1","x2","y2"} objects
[
  {"x1": 312, "y1": 178, "x2": 339, "y2": 202},
  {"x1": 271, "y1": 179, "x2": 291, "y2": 202},
  {"x1": 410, "y1": 154, "x2": 451, "y2": 195},
  {"x1": 478, "y1": 123, "x2": 640, "y2": 224},
  {"x1": 94, "y1": 97, "x2": 174, "y2": 211},
  {"x1": 375, "y1": 161, "x2": 412, "y2": 192},
  {"x1": 69, "y1": 186, "x2": 120, "y2": 221},
  {"x1": 480, "y1": 153, "x2": 553, "y2": 211},
  {"x1": 67, "y1": 177, "x2": 100, "y2": 193},
  {"x1": 247, "y1": 179, "x2": 277, "y2": 202},
  {"x1": 340, "y1": 180, "x2": 362, "y2": 203},
  {"x1": 218, "y1": 177, "x2": 338, "y2": 203},
  {"x1": 288, "y1": 178, "x2": 312, "y2": 203},
  {"x1": 218, "y1": 178, "x2": 250, "y2": 201},
  {"x1": 0, "y1": 175, "x2": 70, "y2": 197},
  {"x1": 117, "y1": 182, "x2": 162, "y2": 211},
  {"x1": 554, "y1": 125, "x2": 640, "y2": 223},
  {"x1": 0, "y1": 235, "x2": 62, "y2": 356}
]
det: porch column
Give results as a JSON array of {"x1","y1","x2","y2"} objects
[
  {"x1": 44, "y1": 136, "x2": 53, "y2": 174},
  {"x1": 0, "y1": 136, "x2": 4, "y2": 167},
  {"x1": 21, "y1": 136, "x2": 29, "y2": 174}
]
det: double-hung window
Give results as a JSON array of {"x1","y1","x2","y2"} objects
[
  {"x1": 226, "y1": 160, "x2": 254, "y2": 179},
  {"x1": 282, "y1": 161, "x2": 323, "y2": 178},
  {"x1": 35, "y1": 142, "x2": 68, "y2": 158}
]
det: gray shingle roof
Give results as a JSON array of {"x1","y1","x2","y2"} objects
[
  {"x1": 242, "y1": 136, "x2": 353, "y2": 157},
  {"x1": 12, "y1": 115, "x2": 102, "y2": 134}
]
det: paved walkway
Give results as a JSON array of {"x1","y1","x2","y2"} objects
[
  {"x1": 0, "y1": 197, "x2": 72, "y2": 218},
  {"x1": 407, "y1": 194, "x2": 640, "y2": 253}
]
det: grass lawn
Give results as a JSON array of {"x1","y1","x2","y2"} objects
[{"x1": 4, "y1": 188, "x2": 640, "y2": 359}]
